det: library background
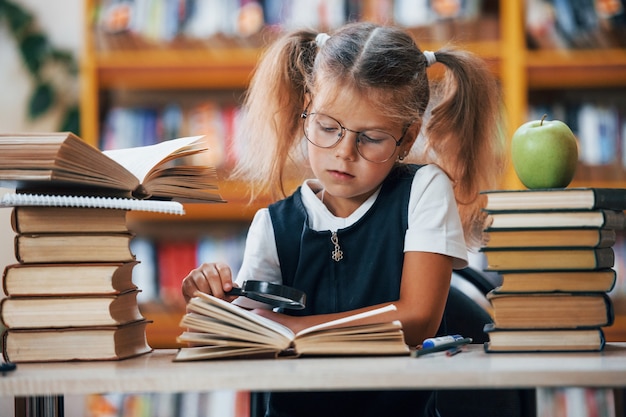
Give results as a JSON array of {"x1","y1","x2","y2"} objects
[{"x1": 1, "y1": 0, "x2": 626, "y2": 416}]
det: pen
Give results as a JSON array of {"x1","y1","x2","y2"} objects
[
  {"x1": 446, "y1": 346, "x2": 463, "y2": 357},
  {"x1": 411, "y1": 337, "x2": 472, "y2": 357}
]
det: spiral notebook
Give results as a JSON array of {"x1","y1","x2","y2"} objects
[{"x1": 1, "y1": 193, "x2": 185, "y2": 215}]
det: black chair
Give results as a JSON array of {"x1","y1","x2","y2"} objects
[{"x1": 434, "y1": 267, "x2": 536, "y2": 417}]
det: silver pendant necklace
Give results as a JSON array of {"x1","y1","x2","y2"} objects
[
  {"x1": 320, "y1": 189, "x2": 343, "y2": 262},
  {"x1": 331, "y1": 231, "x2": 343, "y2": 262}
]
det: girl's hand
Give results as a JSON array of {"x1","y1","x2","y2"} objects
[{"x1": 181, "y1": 262, "x2": 237, "y2": 303}]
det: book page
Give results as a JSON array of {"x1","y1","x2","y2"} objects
[
  {"x1": 102, "y1": 136, "x2": 204, "y2": 182},
  {"x1": 180, "y1": 314, "x2": 284, "y2": 347},
  {"x1": 296, "y1": 304, "x2": 398, "y2": 337},
  {"x1": 193, "y1": 292, "x2": 295, "y2": 342}
]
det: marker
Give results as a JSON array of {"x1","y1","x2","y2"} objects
[
  {"x1": 411, "y1": 336, "x2": 472, "y2": 357},
  {"x1": 422, "y1": 335, "x2": 464, "y2": 349}
]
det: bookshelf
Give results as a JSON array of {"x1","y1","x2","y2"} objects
[{"x1": 79, "y1": 0, "x2": 626, "y2": 347}]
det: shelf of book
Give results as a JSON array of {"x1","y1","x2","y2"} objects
[{"x1": 79, "y1": 0, "x2": 626, "y2": 349}]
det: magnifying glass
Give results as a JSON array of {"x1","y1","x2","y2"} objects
[{"x1": 226, "y1": 280, "x2": 306, "y2": 310}]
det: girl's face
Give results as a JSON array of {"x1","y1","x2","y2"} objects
[{"x1": 305, "y1": 87, "x2": 416, "y2": 217}]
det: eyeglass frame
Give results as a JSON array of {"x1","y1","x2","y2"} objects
[{"x1": 300, "y1": 105, "x2": 410, "y2": 164}]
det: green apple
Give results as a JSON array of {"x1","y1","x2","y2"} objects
[{"x1": 511, "y1": 115, "x2": 578, "y2": 189}]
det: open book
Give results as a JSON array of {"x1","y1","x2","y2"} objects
[
  {"x1": 175, "y1": 292, "x2": 409, "y2": 361},
  {"x1": 0, "y1": 132, "x2": 224, "y2": 202}
]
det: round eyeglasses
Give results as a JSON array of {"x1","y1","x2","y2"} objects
[{"x1": 301, "y1": 110, "x2": 405, "y2": 163}]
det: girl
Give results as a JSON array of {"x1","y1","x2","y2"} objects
[{"x1": 182, "y1": 22, "x2": 505, "y2": 417}]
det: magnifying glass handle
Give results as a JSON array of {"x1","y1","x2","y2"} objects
[{"x1": 226, "y1": 287, "x2": 244, "y2": 297}]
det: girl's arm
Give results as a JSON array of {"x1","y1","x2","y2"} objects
[{"x1": 254, "y1": 250, "x2": 452, "y2": 347}]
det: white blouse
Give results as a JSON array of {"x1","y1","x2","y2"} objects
[{"x1": 234, "y1": 164, "x2": 468, "y2": 308}]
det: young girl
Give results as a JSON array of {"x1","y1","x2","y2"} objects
[{"x1": 182, "y1": 22, "x2": 505, "y2": 417}]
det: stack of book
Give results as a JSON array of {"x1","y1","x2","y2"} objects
[
  {"x1": 479, "y1": 188, "x2": 626, "y2": 353},
  {"x1": 0, "y1": 133, "x2": 223, "y2": 362}
]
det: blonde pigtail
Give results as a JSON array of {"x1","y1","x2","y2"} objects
[
  {"x1": 424, "y1": 48, "x2": 507, "y2": 248},
  {"x1": 231, "y1": 30, "x2": 318, "y2": 200}
]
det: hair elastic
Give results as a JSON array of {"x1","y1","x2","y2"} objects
[
  {"x1": 423, "y1": 50, "x2": 437, "y2": 67},
  {"x1": 315, "y1": 33, "x2": 330, "y2": 47}
]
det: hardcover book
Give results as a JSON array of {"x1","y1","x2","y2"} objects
[
  {"x1": 483, "y1": 209, "x2": 625, "y2": 231},
  {"x1": 2, "y1": 262, "x2": 138, "y2": 296},
  {"x1": 487, "y1": 291, "x2": 614, "y2": 329},
  {"x1": 483, "y1": 323, "x2": 606, "y2": 353},
  {"x1": 482, "y1": 228, "x2": 616, "y2": 249},
  {"x1": 14, "y1": 233, "x2": 136, "y2": 264},
  {"x1": 481, "y1": 188, "x2": 626, "y2": 212},
  {"x1": 494, "y1": 269, "x2": 617, "y2": 293},
  {"x1": 2, "y1": 320, "x2": 152, "y2": 363},
  {"x1": 0, "y1": 290, "x2": 144, "y2": 329},
  {"x1": 481, "y1": 247, "x2": 614, "y2": 272},
  {"x1": 10, "y1": 206, "x2": 129, "y2": 234}
]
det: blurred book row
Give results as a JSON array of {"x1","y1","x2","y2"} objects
[
  {"x1": 85, "y1": 391, "x2": 244, "y2": 417},
  {"x1": 94, "y1": 0, "x2": 626, "y2": 49},
  {"x1": 527, "y1": 0, "x2": 626, "y2": 49},
  {"x1": 101, "y1": 93, "x2": 626, "y2": 180},
  {"x1": 94, "y1": 0, "x2": 497, "y2": 48},
  {"x1": 101, "y1": 100, "x2": 242, "y2": 169},
  {"x1": 130, "y1": 229, "x2": 247, "y2": 308},
  {"x1": 536, "y1": 387, "x2": 617, "y2": 417}
]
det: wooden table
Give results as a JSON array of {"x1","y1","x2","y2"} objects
[{"x1": 2, "y1": 344, "x2": 626, "y2": 416}]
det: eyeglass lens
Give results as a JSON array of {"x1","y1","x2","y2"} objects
[{"x1": 303, "y1": 113, "x2": 399, "y2": 163}]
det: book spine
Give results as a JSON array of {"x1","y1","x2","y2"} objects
[
  {"x1": 603, "y1": 210, "x2": 626, "y2": 230},
  {"x1": 603, "y1": 292, "x2": 615, "y2": 326},
  {"x1": 0, "y1": 297, "x2": 8, "y2": 328},
  {"x1": 1, "y1": 264, "x2": 9, "y2": 297},
  {"x1": 594, "y1": 189, "x2": 626, "y2": 210},
  {"x1": 596, "y1": 247, "x2": 616, "y2": 270},
  {"x1": 9, "y1": 208, "x2": 19, "y2": 234},
  {"x1": 13, "y1": 235, "x2": 23, "y2": 264},
  {"x1": 1, "y1": 329, "x2": 9, "y2": 363}
]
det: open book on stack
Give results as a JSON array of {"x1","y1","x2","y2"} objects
[
  {"x1": 0, "y1": 132, "x2": 223, "y2": 202},
  {"x1": 175, "y1": 292, "x2": 410, "y2": 361},
  {"x1": 0, "y1": 133, "x2": 225, "y2": 362},
  {"x1": 480, "y1": 187, "x2": 625, "y2": 353}
]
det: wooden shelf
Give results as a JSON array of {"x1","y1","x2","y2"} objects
[
  {"x1": 94, "y1": 47, "x2": 262, "y2": 90},
  {"x1": 527, "y1": 49, "x2": 626, "y2": 89}
]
